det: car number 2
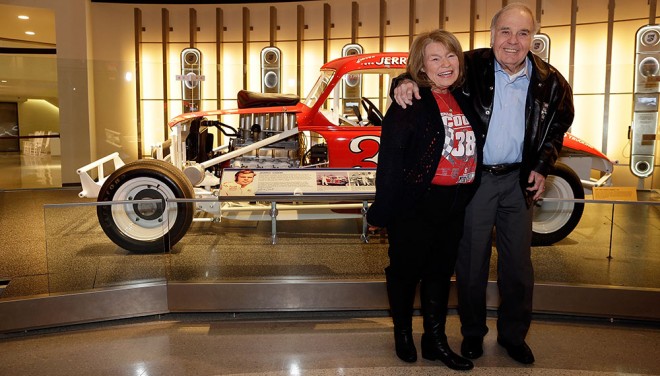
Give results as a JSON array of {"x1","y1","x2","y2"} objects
[{"x1": 349, "y1": 135, "x2": 380, "y2": 165}]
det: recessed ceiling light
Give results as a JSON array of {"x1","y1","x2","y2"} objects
[
  {"x1": 18, "y1": 15, "x2": 29, "y2": 20},
  {"x1": 25, "y1": 31, "x2": 35, "y2": 36}
]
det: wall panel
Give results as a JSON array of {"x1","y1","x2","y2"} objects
[
  {"x1": 329, "y1": 0, "x2": 354, "y2": 39},
  {"x1": 277, "y1": 4, "x2": 299, "y2": 41},
  {"x1": 541, "y1": 0, "x2": 573, "y2": 27},
  {"x1": 383, "y1": 36, "x2": 410, "y2": 53},
  {"x1": 358, "y1": 0, "x2": 382, "y2": 37},
  {"x1": 543, "y1": 25, "x2": 572, "y2": 79},
  {"x1": 304, "y1": 2, "x2": 326, "y2": 40},
  {"x1": 278, "y1": 41, "x2": 298, "y2": 94},
  {"x1": 195, "y1": 6, "x2": 217, "y2": 43},
  {"x1": 221, "y1": 4, "x2": 244, "y2": 43},
  {"x1": 572, "y1": 95, "x2": 605, "y2": 149},
  {"x1": 220, "y1": 42, "x2": 244, "y2": 101},
  {"x1": 576, "y1": 0, "x2": 608, "y2": 25},
  {"x1": 613, "y1": 0, "x2": 649, "y2": 21},
  {"x1": 302, "y1": 40, "x2": 325, "y2": 97},
  {"x1": 473, "y1": 31, "x2": 490, "y2": 50},
  {"x1": 414, "y1": 0, "x2": 442, "y2": 32},
  {"x1": 247, "y1": 5, "x2": 271, "y2": 42},
  {"x1": 139, "y1": 4, "x2": 165, "y2": 43},
  {"x1": 445, "y1": 0, "x2": 470, "y2": 33},
  {"x1": 385, "y1": 0, "x2": 412, "y2": 36},
  {"x1": 573, "y1": 23, "x2": 607, "y2": 94},
  {"x1": 197, "y1": 42, "x2": 218, "y2": 104}
]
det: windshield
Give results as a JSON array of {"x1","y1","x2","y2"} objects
[{"x1": 303, "y1": 70, "x2": 334, "y2": 108}]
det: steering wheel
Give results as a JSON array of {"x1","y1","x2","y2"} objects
[{"x1": 360, "y1": 97, "x2": 384, "y2": 126}]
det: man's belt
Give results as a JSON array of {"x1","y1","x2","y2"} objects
[{"x1": 482, "y1": 163, "x2": 521, "y2": 176}]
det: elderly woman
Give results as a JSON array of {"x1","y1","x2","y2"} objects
[{"x1": 367, "y1": 29, "x2": 485, "y2": 370}]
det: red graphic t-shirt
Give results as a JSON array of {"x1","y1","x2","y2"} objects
[{"x1": 431, "y1": 91, "x2": 477, "y2": 185}]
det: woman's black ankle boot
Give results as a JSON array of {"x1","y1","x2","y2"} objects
[
  {"x1": 385, "y1": 267, "x2": 419, "y2": 363},
  {"x1": 419, "y1": 279, "x2": 473, "y2": 370},
  {"x1": 421, "y1": 333, "x2": 474, "y2": 370},
  {"x1": 394, "y1": 327, "x2": 417, "y2": 362}
]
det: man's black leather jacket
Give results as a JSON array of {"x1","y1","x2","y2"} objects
[{"x1": 459, "y1": 48, "x2": 574, "y2": 204}]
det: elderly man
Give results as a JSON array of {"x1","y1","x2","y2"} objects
[{"x1": 393, "y1": 3, "x2": 574, "y2": 364}]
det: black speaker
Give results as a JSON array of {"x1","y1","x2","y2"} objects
[
  {"x1": 181, "y1": 48, "x2": 202, "y2": 113},
  {"x1": 631, "y1": 25, "x2": 660, "y2": 178},
  {"x1": 341, "y1": 44, "x2": 363, "y2": 116},
  {"x1": 261, "y1": 47, "x2": 281, "y2": 93},
  {"x1": 531, "y1": 34, "x2": 550, "y2": 63}
]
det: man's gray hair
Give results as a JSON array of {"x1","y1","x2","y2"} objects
[{"x1": 490, "y1": 3, "x2": 541, "y2": 39}]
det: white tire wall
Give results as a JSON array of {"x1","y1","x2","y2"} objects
[{"x1": 96, "y1": 159, "x2": 195, "y2": 253}]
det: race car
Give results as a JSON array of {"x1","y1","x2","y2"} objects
[{"x1": 78, "y1": 52, "x2": 613, "y2": 252}]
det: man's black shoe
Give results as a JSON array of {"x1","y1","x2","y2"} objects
[
  {"x1": 497, "y1": 338, "x2": 535, "y2": 364},
  {"x1": 460, "y1": 337, "x2": 483, "y2": 359}
]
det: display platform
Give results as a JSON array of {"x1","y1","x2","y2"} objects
[{"x1": 0, "y1": 190, "x2": 658, "y2": 333}]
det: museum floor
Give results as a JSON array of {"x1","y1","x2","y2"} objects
[
  {"x1": 0, "y1": 312, "x2": 659, "y2": 376},
  {"x1": 0, "y1": 152, "x2": 659, "y2": 375}
]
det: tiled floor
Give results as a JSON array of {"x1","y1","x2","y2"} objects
[{"x1": 0, "y1": 313, "x2": 658, "y2": 376}]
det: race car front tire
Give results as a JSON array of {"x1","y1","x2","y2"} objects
[{"x1": 96, "y1": 159, "x2": 195, "y2": 253}]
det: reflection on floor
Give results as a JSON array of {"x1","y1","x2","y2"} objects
[
  {"x1": 0, "y1": 151, "x2": 61, "y2": 190},
  {"x1": 0, "y1": 313, "x2": 658, "y2": 376}
]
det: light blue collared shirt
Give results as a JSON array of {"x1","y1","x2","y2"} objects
[{"x1": 483, "y1": 58, "x2": 532, "y2": 165}]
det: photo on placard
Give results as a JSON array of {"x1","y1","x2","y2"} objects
[
  {"x1": 219, "y1": 169, "x2": 257, "y2": 196},
  {"x1": 316, "y1": 172, "x2": 349, "y2": 187},
  {"x1": 349, "y1": 171, "x2": 376, "y2": 187}
]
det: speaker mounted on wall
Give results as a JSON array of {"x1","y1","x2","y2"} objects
[
  {"x1": 630, "y1": 25, "x2": 660, "y2": 179},
  {"x1": 180, "y1": 47, "x2": 202, "y2": 113},
  {"x1": 341, "y1": 43, "x2": 363, "y2": 117},
  {"x1": 261, "y1": 46, "x2": 281, "y2": 93},
  {"x1": 531, "y1": 33, "x2": 550, "y2": 63}
]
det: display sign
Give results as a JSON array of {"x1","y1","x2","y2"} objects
[
  {"x1": 219, "y1": 168, "x2": 376, "y2": 196},
  {"x1": 631, "y1": 25, "x2": 660, "y2": 178},
  {"x1": 592, "y1": 186, "x2": 638, "y2": 201}
]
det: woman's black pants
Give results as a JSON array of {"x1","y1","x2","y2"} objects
[{"x1": 385, "y1": 184, "x2": 474, "y2": 337}]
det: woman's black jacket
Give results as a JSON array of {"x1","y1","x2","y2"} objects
[{"x1": 366, "y1": 86, "x2": 485, "y2": 228}]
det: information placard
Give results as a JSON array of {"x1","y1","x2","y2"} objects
[
  {"x1": 592, "y1": 186, "x2": 638, "y2": 201},
  {"x1": 219, "y1": 168, "x2": 376, "y2": 196}
]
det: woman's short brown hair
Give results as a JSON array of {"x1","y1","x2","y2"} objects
[{"x1": 406, "y1": 29, "x2": 465, "y2": 90}]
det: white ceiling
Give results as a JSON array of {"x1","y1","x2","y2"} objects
[
  {"x1": 0, "y1": 3, "x2": 56, "y2": 47},
  {"x1": 0, "y1": 4, "x2": 57, "y2": 102}
]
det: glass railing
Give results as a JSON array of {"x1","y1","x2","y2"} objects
[
  {"x1": 0, "y1": 192, "x2": 657, "y2": 300},
  {"x1": 42, "y1": 199, "x2": 169, "y2": 295}
]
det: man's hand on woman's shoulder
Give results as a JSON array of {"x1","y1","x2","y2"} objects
[{"x1": 393, "y1": 79, "x2": 421, "y2": 109}]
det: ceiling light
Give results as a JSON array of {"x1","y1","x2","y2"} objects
[
  {"x1": 1, "y1": 80, "x2": 7, "y2": 83},
  {"x1": 18, "y1": 15, "x2": 29, "y2": 20},
  {"x1": 25, "y1": 31, "x2": 35, "y2": 36}
]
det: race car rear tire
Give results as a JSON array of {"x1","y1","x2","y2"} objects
[
  {"x1": 97, "y1": 159, "x2": 195, "y2": 253},
  {"x1": 532, "y1": 162, "x2": 585, "y2": 246}
]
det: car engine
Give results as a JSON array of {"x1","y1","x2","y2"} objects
[{"x1": 227, "y1": 112, "x2": 302, "y2": 169}]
